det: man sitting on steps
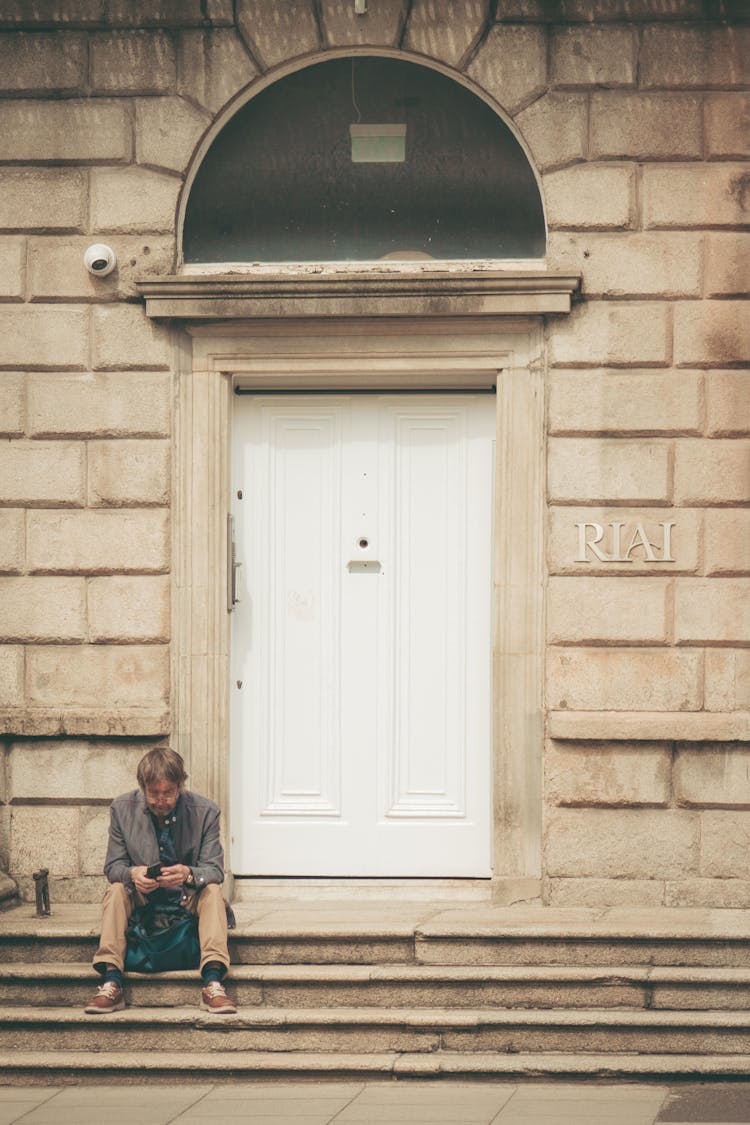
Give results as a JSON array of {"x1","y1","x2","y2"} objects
[{"x1": 85, "y1": 745, "x2": 236, "y2": 1015}]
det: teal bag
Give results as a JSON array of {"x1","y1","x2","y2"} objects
[{"x1": 125, "y1": 903, "x2": 200, "y2": 973}]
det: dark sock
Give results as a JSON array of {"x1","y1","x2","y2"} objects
[
  {"x1": 104, "y1": 965, "x2": 123, "y2": 990},
  {"x1": 201, "y1": 962, "x2": 223, "y2": 985}
]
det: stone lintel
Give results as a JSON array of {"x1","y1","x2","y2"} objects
[
  {"x1": 548, "y1": 711, "x2": 750, "y2": 743},
  {"x1": 0, "y1": 708, "x2": 170, "y2": 738}
]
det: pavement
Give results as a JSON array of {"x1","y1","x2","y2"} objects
[{"x1": 2, "y1": 1081, "x2": 750, "y2": 1124}]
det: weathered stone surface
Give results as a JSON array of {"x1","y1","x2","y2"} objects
[
  {"x1": 674, "y1": 579, "x2": 750, "y2": 645},
  {"x1": 87, "y1": 440, "x2": 170, "y2": 507},
  {"x1": 88, "y1": 575, "x2": 170, "y2": 643},
  {"x1": 640, "y1": 25, "x2": 750, "y2": 89},
  {"x1": 135, "y1": 96, "x2": 211, "y2": 174},
  {"x1": 237, "y1": 0, "x2": 319, "y2": 64},
  {"x1": 0, "y1": 307, "x2": 88, "y2": 369},
  {"x1": 27, "y1": 235, "x2": 175, "y2": 301},
  {"x1": 550, "y1": 26, "x2": 636, "y2": 87},
  {"x1": 705, "y1": 510, "x2": 750, "y2": 576},
  {"x1": 547, "y1": 302, "x2": 669, "y2": 366},
  {"x1": 79, "y1": 807, "x2": 111, "y2": 876},
  {"x1": 0, "y1": 647, "x2": 23, "y2": 707},
  {"x1": 700, "y1": 812, "x2": 750, "y2": 877},
  {"x1": 0, "y1": 168, "x2": 85, "y2": 232},
  {"x1": 674, "y1": 439, "x2": 750, "y2": 505},
  {"x1": 643, "y1": 164, "x2": 750, "y2": 228},
  {"x1": 91, "y1": 304, "x2": 171, "y2": 370},
  {"x1": 178, "y1": 29, "x2": 257, "y2": 114},
  {"x1": 546, "y1": 741, "x2": 671, "y2": 808},
  {"x1": 547, "y1": 507, "x2": 700, "y2": 576},
  {"x1": 547, "y1": 233, "x2": 701, "y2": 298},
  {"x1": 547, "y1": 577, "x2": 669, "y2": 645},
  {"x1": 0, "y1": 99, "x2": 130, "y2": 162},
  {"x1": 90, "y1": 30, "x2": 176, "y2": 93},
  {"x1": 0, "y1": 239, "x2": 24, "y2": 299},
  {"x1": 9, "y1": 807, "x2": 79, "y2": 876},
  {"x1": 514, "y1": 93, "x2": 587, "y2": 172},
  {"x1": 590, "y1": 92, "x2": 702, "y2": 159},
  {"x1": 26, "y1": 509, "x2": 169, "y2": 574},
  {"x1": 0, "y1": 511, "x2": 24, "y2": 574},
  {"x1": 547, "y1": 878, "x2": 665, "y2": 908},
  {"x1": 0, "y1": 1, "x2": 105, "y2": 26},
  {"x1": 548, "y1": 369, "x2": 701, "y2": 434},
  {"x1": 705, "y1": 651, "x2": 750, "y2": 712},
  {"x1": 0, "y1": 577, "x2": 86, "y2": 642},
  {"x1": 547, "y1": 648, "x2": 702, "y2": 712},
  {"x1": 26, "y1": 645, "x2": 170, "y2": 709},
  {"x1": 320, "y1": 0, "x2": 402, "y2": 47},
  {"x1": 545, "y1": 809, "x2": 699, "y2": 879},
  {"x1": 675, "y1": 745, "x2": 750, "y2": 810},
  {"x1": 705, "y1": 93, "x2": 750, "y2": 159},
  {"x1": 405, "y1": 0, "x2": 486, "y2": 67},
  {"x1": 544, "y1": 164, "x2": 635, "y2": 229},
  {"x1": 704, "y1": 234, "x2": 750, "y2": 299},
  {"x1": 0, "y1": 32, "x2": 86, "y2": 93},
  {"x1": 90, "y1": 167, "x2": 181, "y2": 234},
  {"x1": 106, "y1": 0, "x2": 234, "y2": 26},
  {"x1": 674, "y1": 302, "x2": 750, "y2": 367},
  {"x1": 8, "y1": 740, "x2": 145, "y2": 801},
  {"x1": 666, "y1": 879, "x2": 750, "y2": 909},
  {"x1": 0, "y1": 442, "x2": 84, "y2": 506},
  {"x1": 28, "y1": 372, "x2": 171, "y2": 438},
  {"x1": 466, "y1": 24, "x2": 547, "y2": 115},
  {"x1": 547, "y1": 438, "x2": 670, "y2": 504},
  {"x1": 0, "y1": 373, "x2": 24, "y2": 437}
]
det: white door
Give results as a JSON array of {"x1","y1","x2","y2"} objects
[{"x1": 231, "y1": 393, "x2": 494, "y2": 876}]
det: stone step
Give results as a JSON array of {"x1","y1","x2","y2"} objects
[
  {"x1": 4, "y1": 1005, "x2": 750, "y2": 1055},
  {"x1": 5, "y1": 962, "x2": 750, "y2": 1011}
]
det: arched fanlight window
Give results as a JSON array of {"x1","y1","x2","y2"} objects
[{"x1": 183, "y1": 56, "x2": 545, "y2": 264}]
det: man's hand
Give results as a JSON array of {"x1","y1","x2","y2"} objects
[
  {"x1": 131, "y1": 865, "x2": 159, "y2": 895},
  {"x1": 156, "y1": 863, "x2": 191, "y2": 889}
]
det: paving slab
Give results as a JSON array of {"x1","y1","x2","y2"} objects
[{"x1": 658, "y1": 1083, "x2": 750, "y2": 1122}]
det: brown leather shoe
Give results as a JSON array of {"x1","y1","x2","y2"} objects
[
  {"x1": 200, "y1": 981, "x2": 236, "y2": 1014},
  {"x1": 84, "y1": 981, "x2": 125, "y2": 1014}
]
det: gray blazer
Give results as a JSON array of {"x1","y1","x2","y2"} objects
[{"x1": 103, "y1": 788, "x2": 225, "y2": 890}]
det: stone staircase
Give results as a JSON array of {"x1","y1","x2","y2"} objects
[{"x1": 2, "y1": 901, "x2": 750, "y2": 1083}]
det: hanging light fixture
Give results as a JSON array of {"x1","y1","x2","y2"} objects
[{"x1": 349, "y1": 58, "x2": 406, "y2": 162}]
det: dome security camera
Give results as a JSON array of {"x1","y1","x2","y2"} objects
[{"x1": 83, "y1": 244, "x2": 116, "y2": 277}]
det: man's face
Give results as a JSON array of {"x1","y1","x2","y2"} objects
[{"x1": 144, "y1": 779, "x2": 181, "y2": 818}]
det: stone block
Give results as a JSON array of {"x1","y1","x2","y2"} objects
[
  {"x1": 674, "y1": 302, "x2": 750, "y2": 367},
  {"x1": 0, "y1": 373, "x2": 24, "y2": 437},
  {"x1": 0, "y1": 577, "x2": 86, "y2": 643},
  {"x1": 0, "y1": 239, "x2": 24, "y2": 299},
  {"x1": 550, "y1": 26, "x2": 636, "y2": 87},
  {"x1": 705, "y1": 94, "x2": 750, "y2": 160},
  {"x1": 546, "y1": 740, "x2": 671, "y2": 808},
  {"x1": 237, "y1": 0, "x2": 319, "y2": 65},
  {"x1": 26, "y1": 509, "x2": 169, "y2": 574},
  {"x1": 466, "y1": 24, "x2": 547, "y2": 116},
  {"x1": 705, "y1": 510, "x2": 750, "y2": 576},
  {"x1": 545, "y1": 809, "x2": 699, "y2": 879},
  {"x1": 90, "y1": 30, "x2": 176, "y2": 94},
  {"x1": 704, "y1": 234, "x2": 750, "y2": 299},
  {"x1": 178, "y1": 29, "x2": 257, "y2": 115},
  {"x1": 88, "y1": 575, "x2": 170, "y2": 642},
  {"x1": 590, "y1": 93, "x2": 702, "y2": 159},
  {"x1": 0, "y1": 32, "x2": 86, "y2": 93},
  {"x1": 544, "y1": 164, "x2": 635, "y2": 230},
  {"x1": 87, "y1": 439, "x2": 170, "y2": 507},
  {"x1": 91, "y1": 304, "x2": 171, "y2": 370},
  {"x1": 666, "y1": 880, "x2": 750, "y2": 909},
  {"x1": 0, "y1": 307, "x2": 88, "y2": 369},
  {"x1": 28, "y1": 372, "x2": 171, "y2": 438},
  {"x1": 80, "y1": 807, "x2": 110, "y2": 876},
  {"x1": 674, "y1": 439, "x2": 750, "y2": 505},
  {"x1": 27, "y1": 235, "x2": 175, "y2": 302},
  {"x1": 547, "y1": 577, "x2": 669, "y2": 645},
  {"x1": 705, "y1": 651, "x2": 750, "y2": 712},
  {"x1": 106, "y1": 0, "x2": 234, "y2": 26},
  {"x1": 8, "y1": 740, "x2": 144, "y2": 801},
  {"x1": 547, "y1": 438, "x2": 670, "y2": 504},
  {"x1": 320, "y1": 0, "x2": 402, "y2": 47},
  {"x1": 547, "y1": 233, "x2": 701, "y2": 299},
  {"x1": 514, "y1": 93, "x2": 587, "y2": 173},
  {"x1": 135, "y1": 97, "x2": 211, "y2": 174},
  {"x1": 674, "y1": 579, "x2": 750, "y2": 646},
  {"x1": 0, "y1": 511, "x2": 24, "y2": 574},
  {"x1": 547, "y1": 648, "x2": 702, "y2": 711},
  {"x1": 643, "y1": 165, "x2": 750, "y2": 229},
  {"x1": 547, "y1": 507, "x2": 700, "y2": 576},
  {"x1": 90, "y1": 167, "x2": 181, "y2": 235},
  {"x1": 0, "y1": 441, "x2": 84, "y2": 506},
  {"x1": 26, "y1": 644, "x2": 170, "y2": 709},
  {"x1": 700, "y1": 811, "x2": 750, "y2": 878},
  {"x1": 0, "y1": 168, "x2": 85, "y2": 233},
  {"x1": 405, "y1": 0, "x2": 486, "y2": 67},
  {"x1": 9, "y1": 807, "x2": 79, "y2": 876},
  {"x1": 0, "y1": 2, "x2": 105, "y2": 26},
  {"x1": 547, "y1": 302, "x2": 669, "y2": 366},
  {"x1": 546, "y1": 878, "x2": 665, "y2": 908},
  {"x1": 0, "y1": 100, "x2": 130, "y2": 162},
  {"x1": 0, "y1": 647, "x2": 23, "y2": 707},
  {"x1": 640, "y1": 25, "x2": 750, "y2": 89},
  {"x1": 675, "y1": 745, "x2": 750, "y2": 810},
  {"x1": 548, "y1": 369, "x2": 701, "y2": 435}
]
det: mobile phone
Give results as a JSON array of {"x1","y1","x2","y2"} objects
[{"x1": 146, "y1": 863, "x2": 163, "y2": 879}]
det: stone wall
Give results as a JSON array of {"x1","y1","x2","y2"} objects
[{"x1": 0, "y1": 0, "x2": 747, "y2": 902}]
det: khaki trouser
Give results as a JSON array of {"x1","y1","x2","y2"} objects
[{"x1": 92, "y1": 882, "x2": 230, "y2": 976}]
